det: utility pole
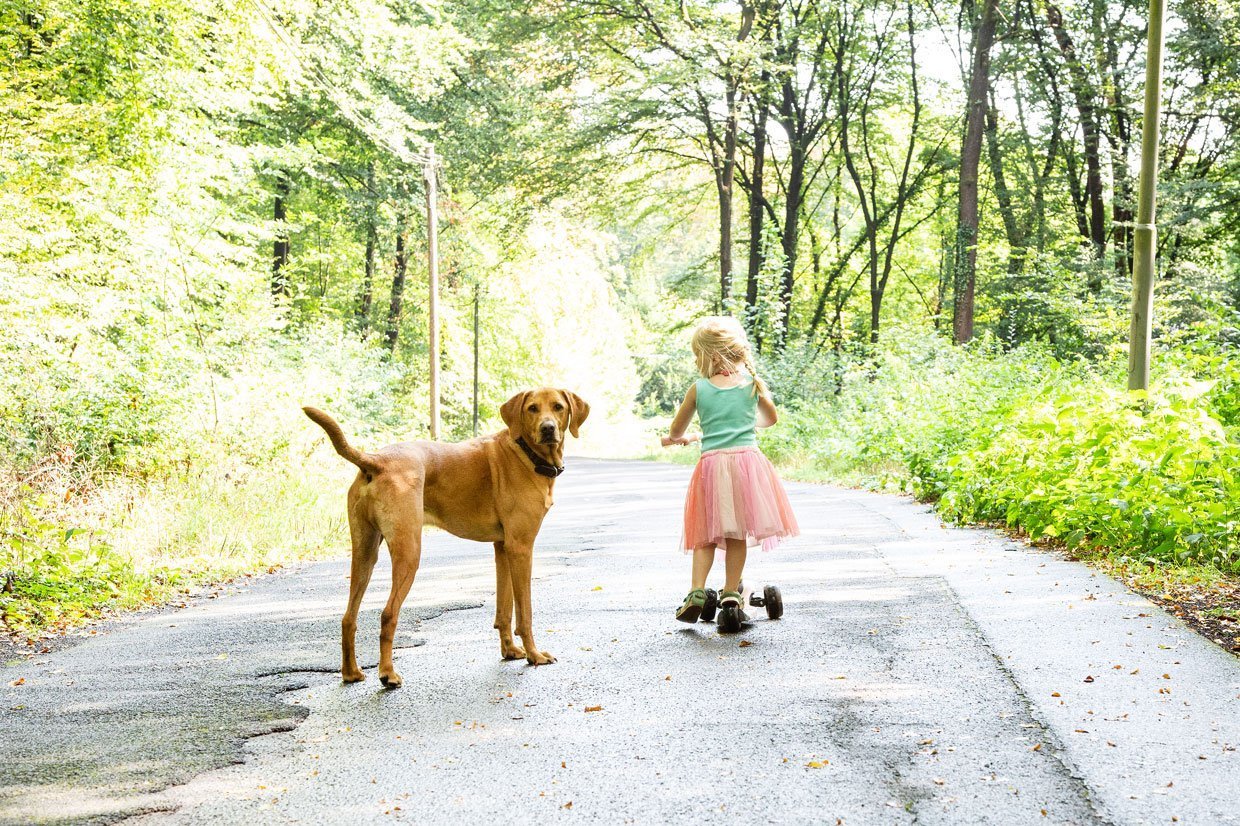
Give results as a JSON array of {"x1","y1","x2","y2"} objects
[
  {"x1": 425, "y1": 146, "x2": 440, "y2": 439},
  {"x1": 1127, "y1": 0, "x2": 1165, "y2": 391},
  {"x1": 472, "y1": 283, "x2": 480, "y2": 437}
]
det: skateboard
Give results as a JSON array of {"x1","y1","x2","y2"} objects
[{"x1": 700, "y1": 584, "x2": 784, "y2": 633}]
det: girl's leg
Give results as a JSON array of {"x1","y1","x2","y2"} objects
[
  {"x1": 691, "y1": 544, "x2": 716, "y2": 589},
  {"x1": 723, "y1": 538, "x2": 747, "y2": 593}
]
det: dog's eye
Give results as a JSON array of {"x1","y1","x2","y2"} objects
[
  {"x1": 553, "y1": 403, "x2": 564, "y2": 411},
  {"x1": 527, "y1": 404, "x2": 538, "y2": 413}
]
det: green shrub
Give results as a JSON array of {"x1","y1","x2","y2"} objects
[
  {"x1": 932, "y1": 382, "x2": 1239, "y2": 571},
  {"x1": 765, "y1": 328, "x2": 1240, "y2": 574},
  {"x1": 0, "y1": 316, "x2": 409, "y2": 638},
  {"x1": 0, "y1": 490, "x2": 174, "y2": 637}
]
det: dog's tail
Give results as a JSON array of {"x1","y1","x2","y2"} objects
[{"x1": 303, "y1": 407, "x2": 382, "y2": 479}]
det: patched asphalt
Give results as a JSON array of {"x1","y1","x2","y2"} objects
[{"x1": 1, "y1": 459, "x2": 1237, "y2": 825}]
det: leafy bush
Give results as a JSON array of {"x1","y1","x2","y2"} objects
[
  {"x1": 931, "y1": 382, "x2": 1239, "y2": 572},
  {"x1": 0, "y1": 490, "x2": 174, "y2": 637},
  {"x1": 766, "y1": 328, "x2": 1240, "y2": 573},
  {"x1": 0, "y1": 308, "x2": 411, "y2": 638}
]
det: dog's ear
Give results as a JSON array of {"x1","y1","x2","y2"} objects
[
  {"x1": 500, "y1": 391, "x2": 529, "y2": 439},
  {"x1": 561, "y1": 390, "x2": 590, "y2": 438}
]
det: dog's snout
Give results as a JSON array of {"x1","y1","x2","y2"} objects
[{"x1": 539, "y1": 420, "x2": 558, "y2": 441}]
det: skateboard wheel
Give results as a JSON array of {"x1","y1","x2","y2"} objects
[
  {"x1": 717, "y1": 604, "x2": 742, "y2": 633},
  {"x1": 764, "y1": 585, "x2": 783, "y2": 620},
  {"x1": 701, "y1": 588, "x2": 718, "y2": 623}
]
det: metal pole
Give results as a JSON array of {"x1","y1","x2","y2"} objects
[
  {"x1": 425, "y1": 146, "x2": 440, "y2": 438},
  {"x1": 1127, "y1": 0, "x2": 1165, "y2": 391},
  {"x1": 472, "y1": 283, "x2": 480, "y2": 437}
]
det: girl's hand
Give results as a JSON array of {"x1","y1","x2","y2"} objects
[{"x1": 661, "y1": 433, "x2": 701, "y2": 447}]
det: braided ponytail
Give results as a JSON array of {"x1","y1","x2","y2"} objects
[{"x1": 740, "y1": 350, "x2": 769, "y2": 400}]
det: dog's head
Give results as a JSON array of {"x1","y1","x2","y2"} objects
[{"x1": 500, "y1": 388, "x2": 590, "y2": 445}]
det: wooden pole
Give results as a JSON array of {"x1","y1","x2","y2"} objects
[
  {"x1": 425, "y1": 146, "x2": 440, "y2": 439},
  {"x1": 472, "y1": 283, "x2": 480, "y2": 437},
  {"x1": 1127, "y1": 0, "x2": 1165, "y2": 391}
]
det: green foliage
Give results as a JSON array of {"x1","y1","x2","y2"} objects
[
  {"x1": 931, "y1": 381, "x2": 1239, "y2": 572},
  {"x1": 987, "y1": 251, "x2": 1129, "y2": 359},
  {"x1": 635, "y1": 343, "x2": 700, "y2": 417},
  {"x1": 0, "y1": 311, "x2": 407, "y2": 637},
  {"x1": 768, "y1": 330, "x2": 1240, "y2": 574},
  {"x1": 732, "y1": 220, "x2": 789, "y2": 349},
  {"x1": 0, "y1": 490, "x2": 172, "y2": 637},
  {"x1": 5, "y1": 0, "x2": 1240, "y2": 637}
]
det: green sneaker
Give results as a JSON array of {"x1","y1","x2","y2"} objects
[
  {"x1": 676, "y1": 588, "x2": 707, "y2": 623},
  {"x1": 719, "y1": 590, "x2": 751, "y2": 624}
]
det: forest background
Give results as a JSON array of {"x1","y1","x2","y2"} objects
[{"x1": 2, "y1": 0, "x2": 1238, "y2": 643}]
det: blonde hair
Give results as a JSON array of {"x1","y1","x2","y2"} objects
[{"x1": 690, "y1": 316, "x2": 769, "y2": 398}]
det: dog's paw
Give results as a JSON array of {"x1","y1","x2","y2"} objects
[
  {"x1": 342, "y1": 669, "x2": 366, "y2": 683},
  {"x1": 501, "y1": 644, "x2": 526, "y2": 661},
  {"x1": 526, "y1": 650, "x2": 556, "y2": 666},
  {"x1": 378, "y1": 671, "x2": 403, "y2": 689}
]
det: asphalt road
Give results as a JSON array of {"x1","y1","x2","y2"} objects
[{"x1": 1, "y1": 459, "x2": 1237, "y2": 825}]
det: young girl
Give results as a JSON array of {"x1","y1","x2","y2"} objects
[{"x1": 661, "y1": 316, "x2": 799, "y2": 626}]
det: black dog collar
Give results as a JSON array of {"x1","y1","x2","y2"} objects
[{"x1": 515, "y1": 437, "x2": 565, "y2": 478}]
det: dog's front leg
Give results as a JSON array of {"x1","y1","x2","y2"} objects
[
  {"x1": 504, "y1": 538, "x2": 554, "y2": 666},
  {"x1": 493, "y1": 541, "x2": 524, "y2": 660}
]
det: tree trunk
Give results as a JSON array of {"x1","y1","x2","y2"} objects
[
  {"x1": 779, "y1": 125, "x2": 804, "y2": 343},
  {"x1": 953, "y1": 0, "x2": 998, "y2": 345},
  {"x1": 869, "y1": 303, "x2": 882, "y2": 344},
  {"x1": 807, "y1": 215, "x2": 872, "y2": 336},
  {"x1": 1088, "y1": 0, "x2": 1133, "y2": 278},
  {"x1": 1063, "y1": 138, "x2": 1090, "y2": 241},
  {"x1": 357, "y1": 212, "x2": 377, "y2": 335},
  {"x1": 874, "y1": 0, "x2": 926, "y2": 344},
  {"x1": 272, "y1": 175, "x2": 290, "y2": 298},
  {"x1": 868, "y1": 236, "x2": 882, "y2": 345},
  {"x1": 835, "y1": 23, "x2": 880, "y2": 345},
  {"x1": 385, "y1": 213, "x2": 409, "y2": 353},
  {"x1": 1111, "y1": 149, "x2": 1134, "y2": 278},
  {"x1": 718, "y1": 83, "x2": 739, "y2": 306},
  {"x1": 777, "y1": 58, "x2": 812, "y2": 345},
  {"x1": 715, "y1": 5, "x2": 755, "y2": 308},
  {"x1": 1045, "y1": 3, "x2": 1107, "y2": 281},
  {"x1": 1100, "y1": 21, "x2": 1134, "y2": 278},
  {"x1": 356, "y1": 165, "x2": 378, "y2": 335},
  {"x1": 1013, "y1": 63, "x2": 1058, "y2": 253},
  {"x1": 745, "y1": 92, "x2": 768, "y2": 316},
  {"x1": 985, "y1": 96, "x2": 1026, "y2": 275}
]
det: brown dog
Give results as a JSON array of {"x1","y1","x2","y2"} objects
[{"x1": 303, "y1": 388, "x2": 589, "y2": 687}]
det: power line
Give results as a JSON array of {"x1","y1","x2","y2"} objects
[{"x1": 242, "y1": 0, "x2": 435, "y2": 168}]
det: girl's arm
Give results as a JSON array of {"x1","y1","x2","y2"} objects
[
  {"x1": 755, "y1": 385, "x2": 778, "y2": 429},
  {"x1": 661, "y1": 384, "x2": 700, "y2": 447}
]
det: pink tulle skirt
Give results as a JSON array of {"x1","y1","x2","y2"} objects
[{"x1": 683, "y1": 447, "x2": 800, "y2": 553}]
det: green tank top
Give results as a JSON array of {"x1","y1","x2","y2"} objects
[{"x1": 696, "y1": 378, "x2": 759, "y2": 452}]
